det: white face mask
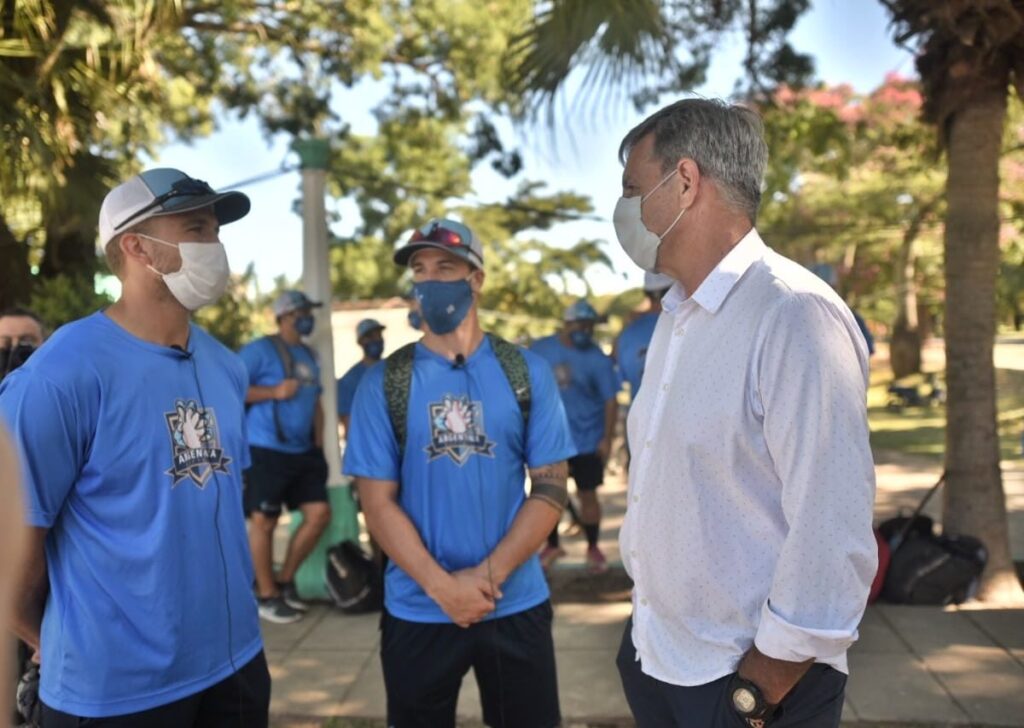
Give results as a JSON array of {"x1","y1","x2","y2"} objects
[
  {"x1": 138, "y1": 234, "x2": 230, "y2": 310},
  {"x1": 612, "y1": 169, "x2": 686, "y2": 272}
]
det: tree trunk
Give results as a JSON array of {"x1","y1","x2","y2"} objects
[
  {"x1": 890, "y1": 215, "x2": 924, "y2": 379},
  {"x1": 38, "y1": 151, "x2": 108, "y2": 284},
  {"x1": 0, "y1": 212, "x2": 33, "y2": 309},
  {"x1": 943, "y1": 80, "x2": 1024, "y2": 603}
]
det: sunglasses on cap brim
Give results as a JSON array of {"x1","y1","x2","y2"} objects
[
  {"x1": 114, "y1": 177, "x2": 217, "y2": 232},
  {"x1": 409, "y1": 222, "x2": 469, "y2": 248}
]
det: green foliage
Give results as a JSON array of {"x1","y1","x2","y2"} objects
[
  {"x1": 27, "y1": 274, "x2": 112, "y2": 332},
  {"x1": 193, "y1": 264, "x2": 274, "y2": 350},
  {"x1": 504, "y1": 0, "x2": 814, "y2": 121},
  {"x1": 1, "y1": 0, "x2": 549, "y2": 311},
  {"x1": 759, "y1": 77, "x2": 947, "y2": 331}
]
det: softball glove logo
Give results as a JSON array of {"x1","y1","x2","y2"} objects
[
  {"x1": 164, "y1": 399, "x2": 232, "y2": 488},
  {"x1": 425, "y1": 394, "x2": 495, "y2": 465}
]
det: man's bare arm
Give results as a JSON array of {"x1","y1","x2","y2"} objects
[
  {"x1": 598, "y1": 398, "x2": 618, "y2": 462},
  {"x1": 11, "y1": 528, "x2": 48, "y2": 654},
  {"x1": 314, "y1": 398, "x2": 324, "y2": 449},
  {"x1": 357, "y1": 477, "x2": 497, "y2": 627},
  {"x1": 738, "y1": 645, "x2": 814, "y2": 706},
  {"x1": 469, "y1": 461, "x2": 568, "y2": 587}
]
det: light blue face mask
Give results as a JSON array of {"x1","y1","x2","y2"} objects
[{"x1": 412, "y1": 277, "x2": 474, "y2": 335}]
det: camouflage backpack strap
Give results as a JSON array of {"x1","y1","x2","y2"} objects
[
  {"x1": 486, "y1": 333, "x2": 531, "y2": 427},
  {"x1": 384, "y1": 342, "x2": 418, "y2": 455}
]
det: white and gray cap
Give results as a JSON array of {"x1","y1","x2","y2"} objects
[{"x1": 98, "y1": 168, "x2": 250, "y2": 246}]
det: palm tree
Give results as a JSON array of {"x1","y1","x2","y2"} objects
[
  {"x1": 883, "y1": 0, "x2": 1024, "y2": 603},
  {"x1": 506, "y1": 0, "x2": 1024, "y2": 602}
]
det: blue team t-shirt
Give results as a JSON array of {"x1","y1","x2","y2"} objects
[
  {"x1": 239, "y1": 336, "x2": 322, "y2": 453},
  {"x1": 337, "y1": 360, "x2": 372, "y2": 418},
  {"x1": 0, "y1": 312, "x2": 262, "y2": 717},
  {"x1": 530, "y1": 335, "x2": 619, "y2": 455},
  {"x1": 342, "y1": 337, "x2": 575, "y2": 623},
  {"x1": 616, "y1": 312, "x2": 660, "y2": 402}
]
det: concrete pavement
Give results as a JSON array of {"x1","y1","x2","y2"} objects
[{"x1": 266, "y1": 453, "x2": 1024, "y2": 726}]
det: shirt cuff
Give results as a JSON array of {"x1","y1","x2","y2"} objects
[
  {"x1": 24, "y1": 508, "x2": 54, "y2": 528},
  {"x1": 754, "y1": 600, "x2": 859, "y2": 662}
]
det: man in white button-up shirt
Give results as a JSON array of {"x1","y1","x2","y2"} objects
[{"x1": 612, "y1": 99, "x2": 877, "y2": 727}]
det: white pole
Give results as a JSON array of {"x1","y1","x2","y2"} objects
[{"x1": 296, "y1": 139, "x2": 343, "y2": 488}]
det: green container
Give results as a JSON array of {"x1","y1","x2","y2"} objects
[{"x1": 288, "y1": 482, "x2": 360, "y2": 599}]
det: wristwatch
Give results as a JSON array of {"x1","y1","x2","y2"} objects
[{"x1": 728, "y1": 674, "x2": 777, "y2": 721}]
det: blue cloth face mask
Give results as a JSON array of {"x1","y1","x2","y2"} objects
[
  {"x1": 295, "y1": 314, "x2": 315, "y2": 336},
  {"x1": 570, "y1": 330, "x2": 592, "y2": 349},
  {"x1": 362, "y1": 340, "x2": 384, "y2": 360},
  {"x1": 413, "y1": 277, "x2": 475, "y2": 335},
  {"x1": 408, "y1": 310, "x2": 423, "y2": 330}
]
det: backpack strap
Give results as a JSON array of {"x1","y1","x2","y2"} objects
[
  {"x1": 486, "y1": 333, "x2": 531, "y2": 427},
  {"x1": 384, "y1": 342, "x2": 417, "y2": 455},
  {"x1": 267, "y1": 335, "x2": 295, "y2": 443},
  {"x1": 383, "y1": 336, "x2": 531, "y2": 460}
]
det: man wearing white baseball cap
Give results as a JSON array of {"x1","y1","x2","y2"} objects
[{"x1": 1, "y1": 168, "x2": 270, "y2": 725}]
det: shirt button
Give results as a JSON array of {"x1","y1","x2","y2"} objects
[
  {"x1": 661, "y1": 383, "x2": 669, "y2": 392},
  {"x1": 645, "y1": 440, "x2": 652, "y2": 448},
  {"x1": 641, "y1": 598, "x2": 649, "y2": 606},
  {"x1": 632, "y1": 495, "x2": 639, "y2": 503}
]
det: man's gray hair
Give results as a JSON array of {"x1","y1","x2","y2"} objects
[{"x1": 618, "y1": 98, "x2": 768, "y2": 222}]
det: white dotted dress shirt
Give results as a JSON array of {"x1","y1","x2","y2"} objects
[{"x1": 619, "y1": 228, "x2": 877, "y2": 687}]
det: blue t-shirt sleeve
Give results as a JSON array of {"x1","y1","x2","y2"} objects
[
  {"x1": 595, "y1": 351, "x2": 620, "y2": 401},
  {"x1": 523, "y1": 354, "x2": 577, "y2": 468},
  {"x1": 238, "y1": 339, "x2": 270, "y2": 386},
  {"x1": 0, "y1": 374, "x2": 88, "y2": 527},
  {"x1": 337, "y1": 369, "x2": 357, "y2": 418},
  {"x1": 341, "y1": 364, "x2": 400, "y2": 481}
]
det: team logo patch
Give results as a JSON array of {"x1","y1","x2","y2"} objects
[
  {"x1": 164, "y1": 399, "x2": 232, "y2": 488},
  {"x1": 425, "y1": 394, "x2": 495, "y2": 465}
]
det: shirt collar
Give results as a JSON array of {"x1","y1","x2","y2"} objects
[{"x1": 662, "y1": 228, "x2": 766, "y2": 316}]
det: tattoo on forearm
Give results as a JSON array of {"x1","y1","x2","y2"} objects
[{"x1": 529, "y1": 462, "x2": 569, "y2": 511}]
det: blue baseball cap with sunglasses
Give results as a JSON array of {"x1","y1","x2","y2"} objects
[
  {"x1": 393, "y1": 218, "x2": 484, "y2": 269},
  {"x1": 99, "y1": 168, "x2": 250, "y2": 245}
]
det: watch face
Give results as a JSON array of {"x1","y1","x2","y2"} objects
[{"x1": 733, "y1": 686, "x2": 757, "y2": 714}]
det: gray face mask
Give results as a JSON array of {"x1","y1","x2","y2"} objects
[{"x1": 612, "y1": 169, "x2": 685, "y2": 272}]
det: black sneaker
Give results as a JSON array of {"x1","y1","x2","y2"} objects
[
  {"x1": 277, "y1": 581, "x2": 310, "y2": 612},
  {"x1": 257, "y1": 595, "x2": 303, "y2": 624}
]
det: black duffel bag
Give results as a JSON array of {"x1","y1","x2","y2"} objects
[
  {"x1": 325, "y1": 540, "x2": 382, "y2": 614},
  {"x1": 878, "y1": 473, "x2": 988, "y2": 606},
  {"x1": 881, "y1": 531, "x2": 987, "y2": 605}
]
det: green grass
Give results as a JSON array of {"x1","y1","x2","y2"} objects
[{"x1": 867, "y1": 365, "x2": 1024, "y2": 461}]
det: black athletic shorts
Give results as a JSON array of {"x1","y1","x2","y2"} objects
[
  {"x1": 380, "y1": 600, "x2": 560, "y2": 728},
  {"x1": 568, "y1": 452, "x2": 605, "y2": 491},
  {"x1": 243, "y1": 446, "x2": 328, "y2": 517},
  {"x1": 41, "y1": 651, "x2": 271, "y2": 727}
]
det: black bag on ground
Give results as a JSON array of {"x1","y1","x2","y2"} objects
[
  {"x1": 325, "y1": 540, "x2": 382, "y2": 614},
  {"x1": 882, "y1": 533, "x2": 987, "y2": 605},
  {"x1": 878, "y1": 472, "x2": 988, "y2": 606}
]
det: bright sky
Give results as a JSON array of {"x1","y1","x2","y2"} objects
[{"x1": 146, "y1": 0, "x2": 913, "y2": 297}]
